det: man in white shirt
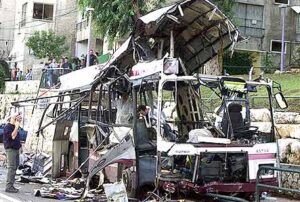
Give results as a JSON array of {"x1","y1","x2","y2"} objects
[{"x1": 114, "y1": 92, "x2": 133, "y2": 124}]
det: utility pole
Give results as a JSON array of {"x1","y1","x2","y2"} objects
[
  {"x1": 279, "y1": 4, "x2": 287, "y2": 73},
  {"x1": 86, "y1": 7, "x2": 94, "y2": 68}
]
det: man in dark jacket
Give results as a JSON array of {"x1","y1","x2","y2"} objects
[
  {"x1": 3, "y1": 113, "x2": 22, "y2": 193},
  {"x1": 62, "y1": 57, "x2": 72, "y2": 69},
  {"x1": 85, "y1": 49, "x2": 97, "y2": 67}
]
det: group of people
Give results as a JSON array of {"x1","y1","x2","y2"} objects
[
  {"x1": 45, "y1": 57, "x2": 78, "y2": 71},
  {"x1": 45, "y1": 49, "x2": 104, "y2": 71},
  {"x1": 11, "y1": 68, "x2": 33, "y2": 81},
  {"x1": 43, "y1": 49, "x2": 102, "y2": 88},
  {"x1": 10, "y1": 49, "x2": 109, "y2": 84}
]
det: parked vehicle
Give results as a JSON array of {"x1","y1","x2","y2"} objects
[{"x1": 0, "y1": 124, "x2": 28, "y2": 142}]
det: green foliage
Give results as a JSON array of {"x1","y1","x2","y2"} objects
[
  {"x1": 25, "y1": 30, "x2": 67, "y2": 60},
  {"x1": 0, "y1": 65, "x2": 6, "y2": 93},
  {"x1": 0, "y1": 60, "x2": 10, "y2": 78},
  {"x1": 223, "y1": 51, "x2": 254, "y2": 75},
  {"x1": 78, "y1": 0, "x2": 165, "y2": 41},
  {"x1": 262, "y1": 53, "x2": 278, "y2": 74},
  {"x1": 0, "y1": 60, "x2": 10, "y2": 92},
  {"x1": 290, "y1": 45, "x2": 300, "y2": 68},
  {"x1": 211, "y1": 0, "x2": 235, "y2": 20}
]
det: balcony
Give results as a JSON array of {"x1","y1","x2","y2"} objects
[{"x1": 76, "y1": 20, "x2": 89, "y2": 42}]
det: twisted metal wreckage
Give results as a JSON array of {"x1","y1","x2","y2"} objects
[{"x1": 13, "y1": 0, "x2": 289, "y2": 201}]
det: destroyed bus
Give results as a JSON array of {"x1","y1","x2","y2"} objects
[
  {"x1": 13, "y1": 0, "x2": 288, "y2": 200},
  {"x1": 81, "y1": 62, "x2": 288, "y2": 201}
]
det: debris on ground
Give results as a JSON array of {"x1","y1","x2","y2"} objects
[
  {"x1": 0, "y1": 152, "x2": 6, "y2": 167},
  {"x1": 16, "y1": 152, "x2": 52, "y2": 184},
  {"x1": 32, "y1": 152, "x2": 52, "y2": 175},
  {"x1": 34, "y1": 177, "x2": 88, "y2": 200},
  {"x1": 34, "y1": 186, "x2": 82, "y2": 200},
  {"x1": 103, "y1": 182, "x2": 128, "y2": 202}
]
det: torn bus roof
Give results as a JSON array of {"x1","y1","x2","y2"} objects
[
  {"x1": 133, "y1": 0, "x2": 242, "y2": 74},
  {"x1": 58, "y1": 65, "x2": 103, "y2": 92},
  {"x1": 101, "y1": 0, "x2": 242, "y2": 77}
]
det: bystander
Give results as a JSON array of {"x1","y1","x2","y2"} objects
[{"x1": 3, "y1": 113, "x2": 22, "y2": 193}]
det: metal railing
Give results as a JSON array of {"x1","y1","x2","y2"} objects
[
  {"x1": 39, "y1": 68, "x2": 71, "y2": 89},
  {"x1": 198, "y1": 96, "x2": 300, "y2": 113},
  {"x1": 250, "y1": 96, "x2": 300, "y2": 112},
  {"x1": 255, "y1": 165, "x2": 300, "y2": 201},
  {"x1": 76, "y1": 20, "x2": 88, "y2": 31}
]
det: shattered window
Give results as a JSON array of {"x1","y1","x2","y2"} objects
[{"x1": 33, "y1": 3, "x2": 54, "y2": 20}]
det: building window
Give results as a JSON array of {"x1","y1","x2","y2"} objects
[
  {"x1": 20, "y1": 3, "x2": 27, "y2": 27},
  {"x1": 274, "y1": 0, "x2": 289, "y2": 4},
  {"x1": 270, "y1": 40, "x2": 287, "y2": 53},
  {"x1": 33, "y1": 3, "x2": 54, "y2": 20}
]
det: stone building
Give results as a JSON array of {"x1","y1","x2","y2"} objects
[
  {"x1": 9, "y1": 0, "x2": 77, "y2": 71},
  {"x1": 233, "y1": 0, "x2": 300, "y2": 72},
  {"x1": 75, "y1": 10, "x2": 103, "y2": 59},
  {"x1": 0, "y1": 0, "x2": 16, "y2": 70}
]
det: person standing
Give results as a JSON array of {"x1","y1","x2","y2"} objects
[
  {"x1": 16, "y1": 68, "x2": 20, "y2": 81},
  {"x1": 49, "y1": 58, "x2": 58, "y2": 69},
  {"x1": 114, "y1": 92, "x2": 133, "y2": 124},
  {"x1": 3, "y1": 114, "x2": 22, "y2": 193},
  {"x1": 85, "y1": 49, "x2": 97, "y2": 66},
  {"x1": 62, "y1": 57, "x2": 72, "y2": 69},
  {"x1": 11, "y1": 67, "x2": 17, "y2": 81}
]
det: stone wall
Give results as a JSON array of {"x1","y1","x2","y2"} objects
[
  {"x1": 0, "y1": 94, "x2": 35, "y2": 123},
  {"x1": 251, "y1": 109, "x2": 300, "y2": 165},
  {"x1": 4, "y1": 80, "x2": 40, "y2": 94},
  {"x1": 0, "y1": 81, "x2": 39, "y2": 124},
  {"x1": 24, "y1": 94, "x2": 58, "y2": 153},
  {"x1": 0, "y1": 81, "x2": 61, "y2": 154}
]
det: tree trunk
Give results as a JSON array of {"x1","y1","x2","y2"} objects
[{"x1": 132, "y1": 0, "x2": 141, "y2": 22}]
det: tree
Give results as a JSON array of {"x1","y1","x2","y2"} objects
[
  {"x1": 25, "y1": 30, "x2": 67, "y2": 59},
  {"x1": 0, "y1": 60, "x2": 10, "y2": 92},
  {"x1": 211, "y1": 0, "x2": 235, "y2": 20},
  {"x1": 0, "y1": 65, "x2": 6, "y2": 92},
  {"x1": 78, "y1": 0, "x2": 165, "y2": 41}
]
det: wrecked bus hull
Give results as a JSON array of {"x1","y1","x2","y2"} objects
[{"x1": 83, "y1": 70, "x2": 282, "y2": 199}]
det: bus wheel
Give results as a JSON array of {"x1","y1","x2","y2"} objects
[{"x1": 122, "y1": 167, "x2": 136, "y2": 198}]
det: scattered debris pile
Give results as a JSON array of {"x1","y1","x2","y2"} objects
[
  {"x1": 34, "y1": 178, "x2": 85, "y2": 200},
  {"x1": 33, "y1": 176, "x2": 128, "y2": 201},
  {"x1": 16, "y1": 152, "x2": 52, "y2": 184},
  {"x1": 0, "y1": 152, "x2": 6, "y2": 167}
]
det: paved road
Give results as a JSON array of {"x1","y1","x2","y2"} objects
[
  {"x1": 0, "y1": 144, "x2": 60, "y2": 202},
  {"x1": 0, "y1": 166, "x2": 61, "y2": 202}
]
